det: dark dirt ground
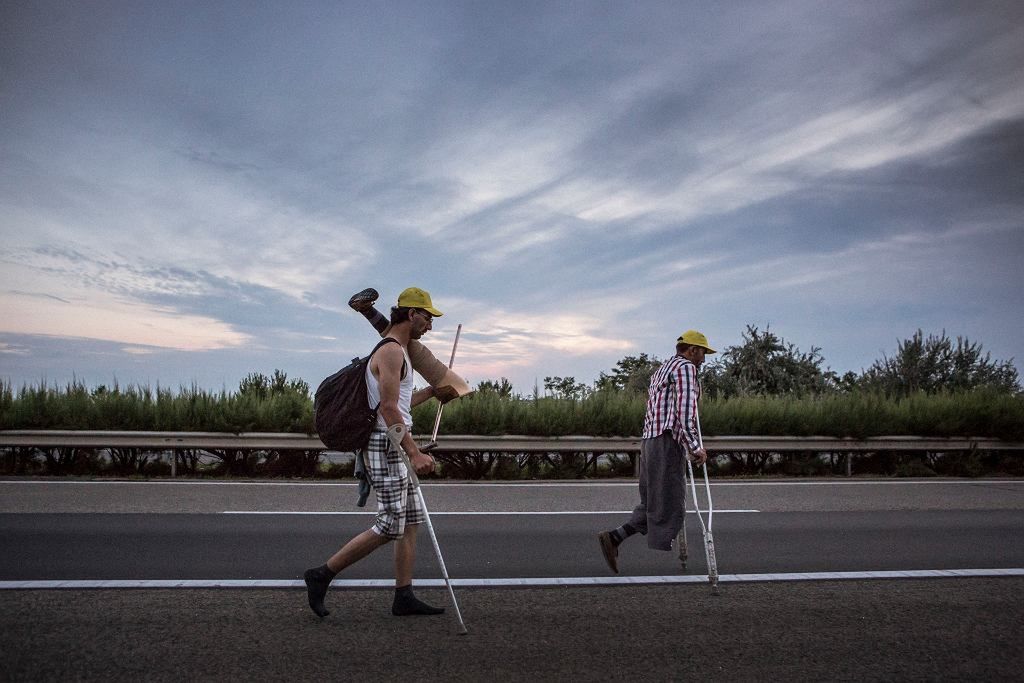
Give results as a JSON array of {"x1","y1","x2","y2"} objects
[{"x1": 2, "y1": 578, "x2": 1022, "y2": 681}]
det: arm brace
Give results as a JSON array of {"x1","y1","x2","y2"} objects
[{"x1": 386, "y1": 423, "x2": 408, "y2": 451}]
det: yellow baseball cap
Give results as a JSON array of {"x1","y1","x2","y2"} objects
[
  {"x1": 677, "y1": 330, "x2": 716, "y2": 353},
  {"x1": 397, "y1": 287, "x2": 443, "y2": 317}
]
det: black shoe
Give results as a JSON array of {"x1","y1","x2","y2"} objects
[
  {"x1": 348, "y1": 288, "x2": 379, "y2": 312},
  {"x1": 598, "y1": 531, "x2": 619, "y2": 574},
  {"x1": 303, "y1": 567, "x2": 332, "y2": 617}
]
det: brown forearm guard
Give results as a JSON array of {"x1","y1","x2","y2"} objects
[{"x1": 408, "y1": 340, "x2": 449, "y2": 386}]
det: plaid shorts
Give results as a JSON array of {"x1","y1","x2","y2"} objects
[{"x1": 362, "y1": 429, "x2": 425, "y2": 540}]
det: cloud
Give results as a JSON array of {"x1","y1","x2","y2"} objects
[
  {"x1": 0, "y1": 245, "x2": 369, "y2": 355},
  {"x1": 6, "y1": 290, "x2": 72, "y2": 305},
  {"x1": 2, "y1": 89, "x2": 380, "y2": 300},
  {"x1": 0, "y1": 288, "x2": 249, "y2": 352},
  {"x1": 418, "y1": 296, "x2": 635, "y2": 384},
  {"x1": 0, "y1": 341, "x2": 30, "y2": 356},
  {"x1": 121, "y1": 346, "x2": 157, "y2": 356},
  {"x1": 0, "y1": 248, "x2": 255, "y2": 351},
  {"x1": 1, "y1": 1, "x2": 1022, "y2": 395}
]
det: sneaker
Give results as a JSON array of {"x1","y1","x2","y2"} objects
[
  {"x1": 348, "y1": 288, "x2": 379, "y2": 312},
  {"x1": 598, "y1": 531, "x2": 619, "y2": 574}
]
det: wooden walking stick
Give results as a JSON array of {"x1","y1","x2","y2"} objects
[{"x1": 425, "y1": 324, "x2": 462, "y2": 448}]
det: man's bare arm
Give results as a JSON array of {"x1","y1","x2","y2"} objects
[
  {"x1": 411, "y1": 386, "x2": 437, "y2": 408},
  {"x1": 373, "y1": 343, "x2": 433, "y2": 473}
]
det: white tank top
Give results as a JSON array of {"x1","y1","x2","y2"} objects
[{"x1": 365, "y1": 342, "x2": 414, "y2": 429}]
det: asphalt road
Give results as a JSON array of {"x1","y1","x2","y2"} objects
[
  {"x1": 3, "y1": 509, "x2": 1024, "y2": 580},
  {"x1": 3, "y1": 478, "x2": 1023, "y2": 680},
  {"x1": 4, "y1": 477, "x2": 1024, "y2": 514},
  {"x1": 3, "y1": 478, "x2": 1023, "y2": 580}
]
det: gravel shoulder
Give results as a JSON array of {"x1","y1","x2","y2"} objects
[{"x1": 3, "y1": 578, "x2": 1022, "y2": 681}]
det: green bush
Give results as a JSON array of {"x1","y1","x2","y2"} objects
[{"x1": 3, "y1": 378, "x2": 1022, "y2": 440}]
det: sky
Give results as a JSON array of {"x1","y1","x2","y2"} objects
[{"x1": 1, "y1": 0, "x2": 1023, "y2": 397}]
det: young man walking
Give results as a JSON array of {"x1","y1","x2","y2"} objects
[
  {"x1": 304, "y1": 287, "x2": 447, "y2": 617},
  {"x1": 598, "y1": 330, "x2": 715, "y2": 573}
]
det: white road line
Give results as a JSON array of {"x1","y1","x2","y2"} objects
[
  {"x1": 1, "y1": 479, "x2": 1020, "y2": 487},
  {"x1": 0, "y1": 480, "x2": 360, "y2": 487},
  {"x1": 2, "y1": 568, "x2": 1022, "y2": 590},
  {"x1": 220, "y1": 510, "x2": 761, "y2": 515},
  {"x1": 708, "y1": 480, "x2": 1024, "y2": 487}
]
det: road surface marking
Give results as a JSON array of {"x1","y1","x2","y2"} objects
[
  {"x1": 2, "y1": 479, "x2": 1020, "y2": 487},
  {"x1": 220, "y1": 509, "x2": 760, "y2": 515}
]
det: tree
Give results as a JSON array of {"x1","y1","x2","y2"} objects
[
  {"x1": 701, "y1": 325, "x2": 838, "y2": 398},
  {"x1": 859, "y1": 330, "x2": 1019, "y2": 396},
  {"x1": 238, "y1": 370, "x2": 310, "y2": 400},
  {"x1": 594, "y1": 354, "x2": 662, "y2": 393},
  {"x1": 476, "y1": 378, "x2": 516, "y2": 399},
  {"x1": 543, "y1": 376, "x2": 589, "y2": 400}
]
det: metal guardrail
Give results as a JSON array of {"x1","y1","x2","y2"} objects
[{"x1": 1, "y1": 431, "x2": 1021, "y2": 452}]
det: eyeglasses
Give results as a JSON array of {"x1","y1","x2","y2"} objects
[{"x1": 414, "y1": 309, "x2": 433, "y2": 322}]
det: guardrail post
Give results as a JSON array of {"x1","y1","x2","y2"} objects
[
  {"x1": 846, "y1": 453, "x2": 852, "y2": 477},
  {"x1": 171, "y1": 450, "x2": 176, "y2": 478}
]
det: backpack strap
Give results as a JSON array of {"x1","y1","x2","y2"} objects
[{"x1": 369, "y1": 337, "x2": 407, "y2": 379}]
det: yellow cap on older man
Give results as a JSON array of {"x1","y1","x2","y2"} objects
[
  {"x1": 397, "y1": 287, "x2": 443, "y2": 317},
  {"x1": 677, "y1": 330, "x2": 716, "y2": 353}
]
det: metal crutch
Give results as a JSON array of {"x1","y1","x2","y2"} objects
[
  {"x1": 394, "y1": 433, "x2": 468, "y2": 635},
  {"x1": 685, "y1": 403, "x2": 719, "y2": 594},
  {"x1": 400, "y1": 324, "x2": 468, "y2": 634}
]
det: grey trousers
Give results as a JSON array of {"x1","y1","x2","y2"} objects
[{"x1": 627, "y1": 431, "x2": 685, "y2": 551}]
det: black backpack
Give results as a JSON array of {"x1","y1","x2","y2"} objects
[{"x1": 314, "y1": 338, "x2": 403, "y2": 451}]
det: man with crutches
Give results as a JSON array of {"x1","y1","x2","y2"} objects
[
  {"x1": 598, "y1": 330, "x2": 714, "y2": 572},
  {"x1": 304, "y1": 288, "x2": 451, "y2": 619}
]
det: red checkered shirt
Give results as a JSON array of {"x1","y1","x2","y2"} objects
[{"x1": 641, "y1": 355, "x2": 701, "y2": 453}]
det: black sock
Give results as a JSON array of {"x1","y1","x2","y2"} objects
[
  {"x1": 610, "y1": 523, "x2": 637, "y2": 545},
  {"x1": 362, "y1": 308, "x2": 389, "y2": 335},
  {"x1": 303, "y1": 564, "x2": 336, "y2": 618},
  {"x1": 392, "y1": 585, "x2": 445, "y2": 616},
  {"x1": 312, "y1": 564, "x2": 337, "y2": 580}
]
